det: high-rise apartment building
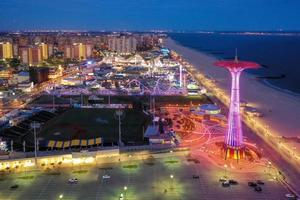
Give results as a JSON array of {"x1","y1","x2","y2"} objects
[
  {"x1": 13, "y1": 44, "x2": 19, "y2": 57},
  {"x1": 108, "y1": 36, "x2": 137, "y2": 54},
  {"x1": 38, "y1": 43, "x2": 49, "y2": 60},
  {"x1": 86, "y1": 44, "x2": 93, "y2": 58},
  {"x1": 64, "y1": 45, "x2": 72, "y2": 59},
  {"x1": 48, "y1": 44, "x2": 54, "y2": 58},
  {"x1": 73, "y1": 43, "x2": 86, "y2": 60},
  {"x1": 0, "y1": 42, "x2": 13, "y2": 59},
  {"x1": 19, "y1": 46, "x2": 42, "y2": 65},
  {"x1": 19, "y1": 47, "x2": 30, "y2": 64},
  {"x1": 30, "y1": 46, "x2": 42, "y2": 65}
]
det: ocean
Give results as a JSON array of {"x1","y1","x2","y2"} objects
[{"x1": 169, "y1": 33, "x2": 300, "y2": 95}]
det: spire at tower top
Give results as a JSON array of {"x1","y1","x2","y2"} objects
[{"x1": 234, "y1": 48, "x2": 238, "y2": 63}]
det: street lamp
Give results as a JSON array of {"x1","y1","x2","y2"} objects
[
  {"x1": 224, "y1": 164, "x2": 228, "y2": 178},
  {"x1": 59, "y1": 194, "x2": 63, "y2": 199},
  {"x1": 292, "y1": 146, "x2": 296, "y2": 156},
  {"x1": 124, "y1": 186, "x2": 127, "y2": 199},
  {"x1": 267, "y1": 161, "x2": 272, "y2": 175},
  {"x1": 170, "y1": 174, "x2": 174, "y2": 190}
]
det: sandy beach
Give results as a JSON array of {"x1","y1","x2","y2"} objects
[
  {"x1": 165, "y1": 38, "x2": 300, "y2": 139},
  {"x1": 165, "y1": 38, "x2": 300, "y2": 194}
]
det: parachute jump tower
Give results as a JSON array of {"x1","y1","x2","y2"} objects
[{"x1": 215, "y1": 55, "x2": 259, "y2": 160}]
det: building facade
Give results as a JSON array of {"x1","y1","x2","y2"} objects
[
  {"x1": 108, "y1": 36, "x2": 137, "y2": 54},
  {"x1": 0, "y1": 42, "x2": 13, "y2": 60}
]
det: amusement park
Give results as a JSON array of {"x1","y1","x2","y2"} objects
[
  {"x1": 0, "y1": 44, "x2": 298, "y2": 200},
  {"x1": 1, "y1": 0, "x2": 300, "y2": 198}
]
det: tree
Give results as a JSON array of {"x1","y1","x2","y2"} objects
[
  {"x1": 0, "y1": 60, "x2": 7, "y2": 67},
  {"x1": 8, "y1": 58, "x2": 21, "y2": 69}
]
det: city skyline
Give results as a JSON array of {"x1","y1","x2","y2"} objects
[{"x1": 1, "y1": 0, "x2": 300, "y2": 31}]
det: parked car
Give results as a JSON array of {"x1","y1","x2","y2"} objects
[
  {"x1": 254, "y1": 186, "x2": 262, "y2": 192},
  {"x1": 256, "y1": 180, "x2": 265, "y2": 185},
  {"x1": 102, "y1": 175, "x2": 111, "y2": 179},
  {"x1": 219, "y1": 176, "x2": 227, "y2": 182},
  {"x1": 68, "y1": 178, "x2": 78, "y2": 183},
  {"x1": 10, "y1": 184, "x2": 19, "y2": 190},
  {"x1": 229, "y1": 179, "x2": 238, "y2": 185},
  {"x1": 285, "y1": 193, "x2": 297, "y2": 200},
  {"x1": 248, "y1": 182, "x2": 257, "y2": 187},
  {"x1": 222, "y1": 181, "x2": 230, "y2": 187},
  {"x1": 192, "y1": 175, "x2": 199, "y2": 179}
]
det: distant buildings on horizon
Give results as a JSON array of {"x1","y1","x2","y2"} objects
[{"x1": 0, "y1": 33, "x2": 164, "y2": 66}]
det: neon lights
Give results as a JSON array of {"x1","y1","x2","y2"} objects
[
  {"x1": 226, "y1": 69, "x2": 243, "y2": 148},
  {"x1": 215, "y1": 59, "x2": 259, "y2": 159}
]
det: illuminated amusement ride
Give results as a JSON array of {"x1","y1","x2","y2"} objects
[{"x1": 215, "y1": 54, "x2": 260, "y2": 160}]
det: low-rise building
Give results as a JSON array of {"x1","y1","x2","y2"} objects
[
  {"x1": 18, "y1": 82, "x2": 34, "y2": 93},
  {"x1": 17, "y1": 71, "x2": 30, "y2": 83},
  {"x1": 48, "y1": 66, "x2": 63, "y2": 79},
  {"x1": 29, "y1": 67, "x2": 49, "y2": 84}
]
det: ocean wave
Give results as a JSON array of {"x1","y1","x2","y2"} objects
[{"x1": 261, "y1": 79, "x2": 300, "y2": 98}]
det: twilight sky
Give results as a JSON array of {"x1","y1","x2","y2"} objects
[{"x1": 0, "y1": 0, "x2": 300, "y2": 31}]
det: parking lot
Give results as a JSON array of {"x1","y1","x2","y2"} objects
[{"x1": 0, "y1": 155, "x2": 288, "y2": 200}]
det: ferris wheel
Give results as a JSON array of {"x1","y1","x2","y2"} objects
[
  {"x1": 153, "y1": 77, "x2": 173, "y2": 95},
  {"x1": 125, "y1": 79, "x2": 151, "y2": 93}
]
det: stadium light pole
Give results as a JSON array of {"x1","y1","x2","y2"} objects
[
  {"x1": 152, "y1": 96, "x2": 155, "y2": 126},
  {"x1": 10, "y1": 140, "x2": 13, "y2": 152},
  {"x1": 23, "y1": 140, "x2": 26, "y2": 153},
  {"x1": 52, "y1": 84, "x2": 56, "y2": 110},
  {"x1": 118, "y1": 113, "x2": 121, "y2": 145},
  {"x1": 115, "y1": 110, "x2": 124, "y2": 146},
  {"x1": 31, "y1": 121, "x2": 40, "y2": 165}
]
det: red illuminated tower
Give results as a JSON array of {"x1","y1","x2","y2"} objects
[{"x1": 215, "y1": 55, "x2": 260, "y2": 159}]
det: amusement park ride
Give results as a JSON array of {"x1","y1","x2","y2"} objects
[{"x1": 215, "y1": 53, "x2": 260, "y2": 160}]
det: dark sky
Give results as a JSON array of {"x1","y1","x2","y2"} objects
[{"x1": 1, "y1": 0, "x2": 300, "y2": 31}]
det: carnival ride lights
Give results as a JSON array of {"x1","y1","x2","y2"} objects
[{"x1": 215, "y1": 56, "x2": 259, "y2": 160}]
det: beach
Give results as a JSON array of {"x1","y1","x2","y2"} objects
[
  {"x1": 165, "y1": 38, "x2": 300, "y2": 194},
  {"x1": 165, "y1": 38, "x2": 300, "y2": 139}
]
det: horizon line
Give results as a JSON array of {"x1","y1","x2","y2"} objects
[{"x1": 1, "y1": 29, "x2": 300, "y2": 33}]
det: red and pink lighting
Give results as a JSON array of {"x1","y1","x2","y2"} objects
[{"x1": 215, "y1": 56, "x2": 260, "y2": 159}]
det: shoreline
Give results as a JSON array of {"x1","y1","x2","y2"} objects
[
  {"x1": 170, "y1": 36, "x2": 300, "y2": 98},
  {"x1": 164, "y1": 37, "x2": 300, "y2": 139},
  {"x1": 262, "y1": 79, "x2": 300, "y2": 98}
]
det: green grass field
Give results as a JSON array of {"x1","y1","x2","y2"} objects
[{"x1": 39, "y1": 108, "x2": 150, "y2": 144}]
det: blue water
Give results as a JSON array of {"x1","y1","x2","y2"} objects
[{"x1": 169, "y1": 33, "x2": 300, "y2": 95}]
